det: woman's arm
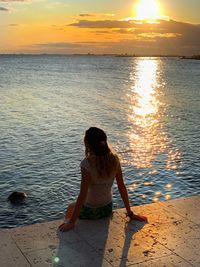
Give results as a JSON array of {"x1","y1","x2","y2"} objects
[
  {"x1": 115, "y1": 164, "x2": 132, "y2": 214},
  {"x1": 59, "y1": 167, "x2": 90, "y2": 231},
  {"x1": 116, "y1": 164, "x2": 148, "y2": 222}
]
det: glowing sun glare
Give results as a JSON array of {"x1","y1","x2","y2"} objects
[{"x1": 135, "y1": 0, "x2": 160, "y2": 21}]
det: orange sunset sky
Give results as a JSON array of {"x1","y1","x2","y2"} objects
[{"x1": 0, "y1": 0, "x2": 200, "y2": 55}]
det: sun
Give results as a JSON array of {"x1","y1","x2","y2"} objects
[{"x1": 135, "y1": 0, "x2": 160, "y2": 21}]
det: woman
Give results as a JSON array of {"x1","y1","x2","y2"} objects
[{"x1": 59, "y1": 127, "x2": 147, "y2": 232}]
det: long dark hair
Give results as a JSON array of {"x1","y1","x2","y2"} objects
[
  {"x1": 84, "y1": 127, "x2": 110, "y2": 156},
  {"x1": 84, "y1": 127, "x2": 119, "y2": 178}
]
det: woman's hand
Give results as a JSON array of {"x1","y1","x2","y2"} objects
[
  {"x1": 132, "y1": 214, "x2": 148, "y2": 222},
  {"x1": 58, "y1": 221, "x2": 75, "y2": 232},
  {"x1": 126, "y1": 211, "x2": 148, "y2": 222}
]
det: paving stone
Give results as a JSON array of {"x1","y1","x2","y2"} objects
[
  {"x1": 142, "y1": 215, "x2": 200, "y2": 266},
  {"x1": 10, "y1": 219, "x2": 82, "y2": 252},
  {"x1": 0, "y1": 230, "x2": 30, "y2": 267},
  {"x1": 160, "y1": 196, "x2": 200, "y2": 225},
  {"x1": 24, "y1": 241, "x2": 112, "y2": 267},
  {"x1": 118, "y1": 197, "x2": 200, "y2": 266}
]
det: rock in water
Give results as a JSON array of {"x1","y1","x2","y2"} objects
[{"x1": 8, "y1": 192, "x2": 27, "y2": 203}]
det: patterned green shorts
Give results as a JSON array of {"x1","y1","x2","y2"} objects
[{"x1": 79, "y1": 202, "x2": 113, "y2": 220}]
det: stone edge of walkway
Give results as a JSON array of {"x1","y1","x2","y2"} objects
[{"x1": 0, "y1": 195, "x2": 199, "y2": 267}]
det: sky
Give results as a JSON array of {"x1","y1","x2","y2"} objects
[{"x1": 0, "y1": 0, "x2": 200, "y2": 55}]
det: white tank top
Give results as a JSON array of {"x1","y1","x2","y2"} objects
[{"x1": 80, "y1": 157, "x2": 119, "y2": 208}]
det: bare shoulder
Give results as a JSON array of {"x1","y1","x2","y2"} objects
[{"x1": 80, "y1": 158, "x2": 90, "y2": 171}]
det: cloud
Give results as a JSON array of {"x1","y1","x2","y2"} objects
[
  {"x1": 69, "y1": 19, "x2": 135, "y2": 28},
  {"x1": 28, "y1": 18, "x2": 200, "y2": 55},
  {"x1": 69, "y1": 18, "x2": 200, "y2": 45},
  {"x1": 67, "y1": 18, "x2": 200, "y2": 55},
  {"x1": 13, "y1": 17, "x2": 199, "y2": 55},
  {"x1": 69, "y1": 18, "x2": 200, "y2": 33},
  {"x1": 108, "y1": 32, "x2": 200, "y2": 55},
  {"x1": 0, "y1": 6, "x2": 9, "y2": 10},
  {"x1": 78, "y1": 13, "x2": 114, "y2": 18},
  {"x1": 79, "y1": 13, "x2": 94, "y2": 17}
]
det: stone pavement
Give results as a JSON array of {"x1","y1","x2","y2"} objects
[{"x1": 0, "y1": 195, "x2": 199, "y2": 267}]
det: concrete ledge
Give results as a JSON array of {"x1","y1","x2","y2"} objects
[{"x1": 0, "y1": 195, "x2": 199, "y2": 267}]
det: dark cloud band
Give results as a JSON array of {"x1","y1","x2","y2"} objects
[{"x1": 69, "y1": 19, "x2": 135, "y2": 28}]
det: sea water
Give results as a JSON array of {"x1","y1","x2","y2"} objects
[{"x1": 0, "y1": 55, "x2": 200, "y2": 228}]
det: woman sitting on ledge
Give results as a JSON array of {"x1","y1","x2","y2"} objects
[{"x1": 59, "y1": 127, "x2": 147, "y2": 232}]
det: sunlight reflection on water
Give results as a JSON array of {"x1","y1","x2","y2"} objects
[
  {"x1": 127, "y1": 59, "x2": 169, "y2": 168},
  {"x1": 126, "y1": 58, "x2": 181, "y2": 200}
]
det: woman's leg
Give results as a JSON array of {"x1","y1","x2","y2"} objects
[{"x1": 65, "y1": 202, "x2": 76, "y2": 219}]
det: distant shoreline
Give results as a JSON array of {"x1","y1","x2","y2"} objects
[
  {"x1": 0, "y1": 53, "x2": 182, "y2": 57},
  {"x1": 181, "y1": 55, "x2": 200, "y2": 60},
  {"x1": 0, "y1": 54, "x2": 199, "y2": 59}
]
